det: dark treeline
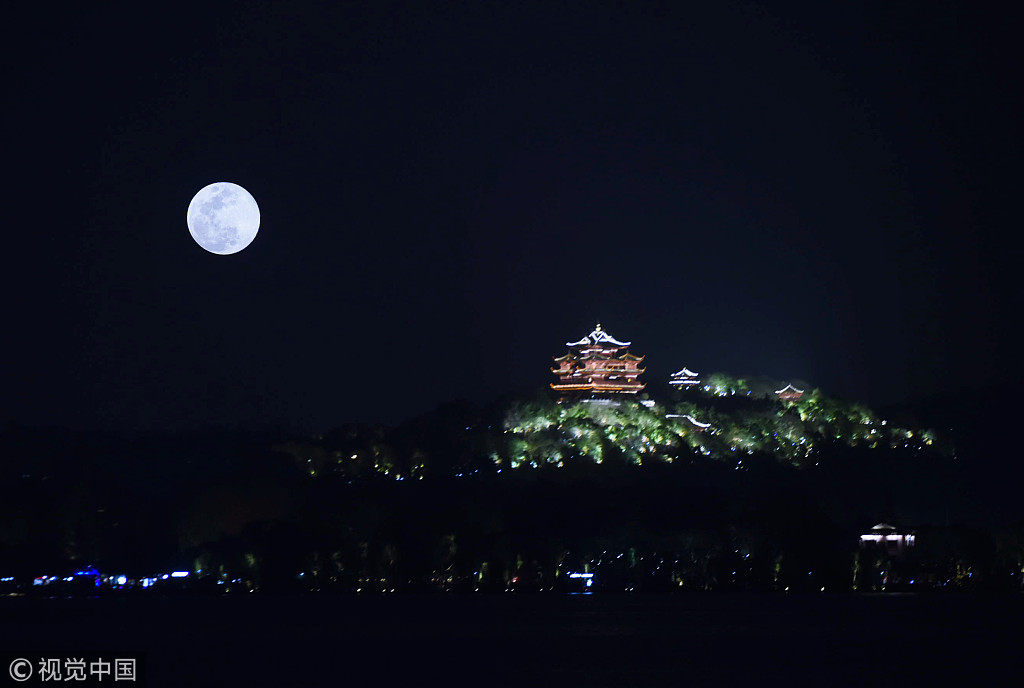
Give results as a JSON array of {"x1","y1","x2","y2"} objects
[{"x1": 1, "y1": 391, "x2": 1022, "y2": 594}]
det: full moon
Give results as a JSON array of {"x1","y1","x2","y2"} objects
[{"x1": 186, "y1": 182, "x2": 260, "y2": 255}]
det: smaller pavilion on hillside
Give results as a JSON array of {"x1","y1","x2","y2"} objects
[
  {"x1": 775, "y1": 384, "x2": 804, "y2": 401},
  {"x1": 669, "y1": 367, "x2": 700, "y2": 388}
]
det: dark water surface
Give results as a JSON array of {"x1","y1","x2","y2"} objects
[{"x1": 2, "y1": 593, "x2": 1020, "y2": 686}]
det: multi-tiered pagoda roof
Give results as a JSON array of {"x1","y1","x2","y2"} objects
[
  {"x1": 669, "y1": 367, "x2": 700, "y2": 387},
  {"x1": 551, "y1": 324, "x2": 646, "y2": 398}
]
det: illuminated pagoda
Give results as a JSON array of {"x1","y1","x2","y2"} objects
[
  {"x1": 775, "y1": 384, "x2": 804, "y2": 401},
  {"x1": 669, "y1": 367, "x2": 700, "y2": 388},
  {"x1": 551, "y1": 324, "x2": 646, "y2": 399}
]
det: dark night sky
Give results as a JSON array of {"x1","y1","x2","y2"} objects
[{"x1": 2, "y1": 2, "x2": 1015, "y2": 433}]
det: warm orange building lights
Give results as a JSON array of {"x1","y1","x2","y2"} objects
[{"x1": 551, "y1": 324, "x2": 646, "y2": 398}]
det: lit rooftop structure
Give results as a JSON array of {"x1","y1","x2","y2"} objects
[
  {"x1": 669, "y1": 367, "x2": 700, "y2": 388},
  {"x1": 775, "y1": 384, "x2": 804, "y2": 401},
  {"x1": 551, "y1": 324, "x2": 646, "y2": 399},
  {"x1": 666, "y1": 414, "x2": 711, "y2": 431},
  {"x1": 860, "y1": 523, "x2": 916, "y2": 558}
]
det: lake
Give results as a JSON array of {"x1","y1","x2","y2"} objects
[{"x1": 1, "y1": 593, "x2": 1020, "y2": 686}]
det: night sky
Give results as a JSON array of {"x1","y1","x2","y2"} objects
[{"x1": 3, "y1": 2, "x2": 1014, "y2": 433}]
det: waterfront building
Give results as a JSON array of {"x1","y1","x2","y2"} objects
[{"x1": 859, "y1": 523, "x2": 916, "y2": 558}]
